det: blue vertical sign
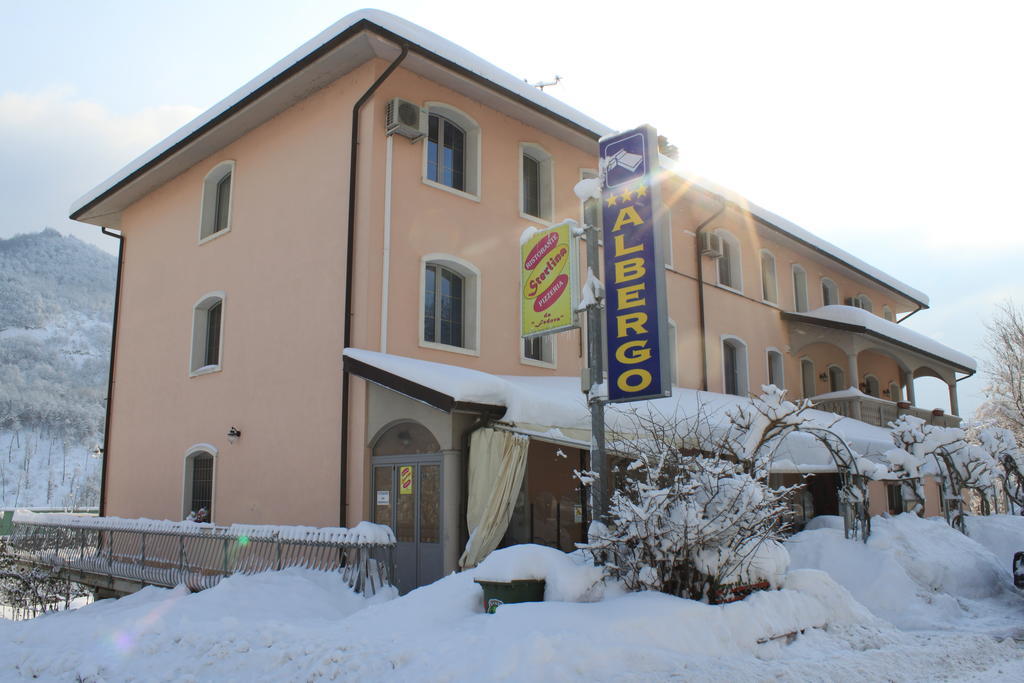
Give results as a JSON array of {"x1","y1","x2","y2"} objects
[{"x1": 601, "y1": 125, "x2": 671, "y2": 403}]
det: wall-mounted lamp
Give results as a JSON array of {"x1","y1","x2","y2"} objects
[
  {"x1": 818, "y1": 372, "x2": 828, "y2": 382},
  {"x1": 91, "y1": 445, "x2": 104, "y2": 458},
  {"x1": 882, "y1": 388, "x2": 891, "y2": 397},
  {"x1": 227, "y1": 427, "x2": 242, "y2": 444}
]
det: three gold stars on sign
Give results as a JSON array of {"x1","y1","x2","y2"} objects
[{"x1": 605, "y1": 183, "x2": 648, "y2": 206}]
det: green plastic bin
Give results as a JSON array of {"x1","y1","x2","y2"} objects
[
  {"x1": 0, "y1": 511, "x2": 13, "y2": 537},
  {"x1": 474, "y1": 578, "x2": 546, "y2": 613}
]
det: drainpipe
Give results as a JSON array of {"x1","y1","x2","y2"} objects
[
  {"x1": 896, "y1": 304, "x2": 923, "y2": 324},
  {"x1": 99, "y1": 227, "x2": 124, "y2": 518},
  {"x1": 693, "y1": 195, "x2": 727, "y2": 391},
  {"x1": 340, "y1": 45, "x2": 409, "y2": 526}
]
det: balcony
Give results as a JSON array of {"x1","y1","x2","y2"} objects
[{"x1": 810, "y1": 390, "x2": 961, "y2": 429}]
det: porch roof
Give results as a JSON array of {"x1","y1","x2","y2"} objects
[
  {"x1": 343, "y1": 348, "x2": 899, "y2": 474},
  {"x1": 782, "y1": 305, "x2": 976, "y2": 374}
]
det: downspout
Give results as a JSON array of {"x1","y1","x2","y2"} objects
[
  {"x1": 693, "y1": 195, "x2": 727, "y2": 391},
  {"x1": 380, "y1": 133, "x2": 394, "y2": 353},
  {"x1": 897, "y1": 304, "x2": 923, "y2": 324},
  {"x1": 99, "y1": 227, "x2": 124, "y2": 517},
  {"x1": 340, "y1": 45, "x2": 409, "y2": 526}
]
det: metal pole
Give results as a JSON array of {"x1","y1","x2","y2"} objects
[{"x1": 584, "y1": 222, "x2": 608, "y2": 526}]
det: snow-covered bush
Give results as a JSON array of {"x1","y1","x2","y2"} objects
[
  {"x1": 0, "y1": 538, "x2": 89, "y2": 619},
  {"x1": 585, "y1": 388, "x2": 808, "y2": 602}
]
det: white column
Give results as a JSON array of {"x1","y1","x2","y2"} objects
[
  {"x1": 948, "y1": 382, "x2": 959, "y2": 416},
  {"x1": 847, "y1": 352, "x2": 861, "y2": 420},
  {"x1": 905, "y1": 370, "x2": 916, "y2": 405}
]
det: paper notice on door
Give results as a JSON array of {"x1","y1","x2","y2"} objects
[
  {"x1": 376, "y1": 490, "x2": 390, "y2": 506},
  {"x1": 399, "y1": 466, "x2": 413, "y2": 495}
]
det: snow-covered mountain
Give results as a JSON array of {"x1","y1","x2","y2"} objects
[{"x1": 0, "y1": 229, "x2": 115, "y2": 508}]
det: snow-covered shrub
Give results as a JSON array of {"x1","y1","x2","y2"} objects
[
  {"x1": 585, "y1": 388, "x2": 806, "y2": 602},
  {"x1": 0, "y1": 538, "x2": 89, "y2": 619}
]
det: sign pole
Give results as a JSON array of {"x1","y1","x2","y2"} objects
[{"x1": 584, "y1": 221, "x2": 608, "y2": 525}]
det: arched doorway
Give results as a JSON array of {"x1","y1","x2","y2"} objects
[{"x1": 370, "y1": 421, "x2": 443, "y2": 594}]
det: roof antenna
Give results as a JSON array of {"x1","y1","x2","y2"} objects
[{"x1": 528, "y1": 75, "x2": 562, "y2": 90}]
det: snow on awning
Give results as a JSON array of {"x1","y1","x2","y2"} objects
[
  {"x1": 782, "y1": 305, "x2": 976, "y2": 373},
  {"x1": 343, "y1": 349, "x2": 899, "y2": 472}
]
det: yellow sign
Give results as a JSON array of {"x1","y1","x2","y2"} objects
[
  {"x1": 521, "y1": 221, "x2": 577, "y2": 338},
  {"x1": 399, "y1": 466, "x2": 413, "y2": 495}
]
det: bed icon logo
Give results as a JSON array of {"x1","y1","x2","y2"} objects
[{"x1": 603, "y1": 133, "x2": 646, "y2": 188}]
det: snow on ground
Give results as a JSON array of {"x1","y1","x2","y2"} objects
[{"x1": 3, "y1": 520, "x2": 1024, "y2": 681}]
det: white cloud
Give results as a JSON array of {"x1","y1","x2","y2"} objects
[{"x1": 0, "y1": 88, "x2": 198, "y2": 252}]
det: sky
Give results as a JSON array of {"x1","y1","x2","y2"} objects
[{"x1": 2, "y1": 0, "x2": 1022, "y2": 417}]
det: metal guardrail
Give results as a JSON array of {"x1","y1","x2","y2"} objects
[{"x1": 6, "y1": 517, "x2": 395, "y2": 597}]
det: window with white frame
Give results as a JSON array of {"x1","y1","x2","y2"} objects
[
  {"x1": 521, "y1": 144, "x2": 553, "y2": 221},
  {"x1": 522, "y1": 334, "x2": 555, "y2": 366},
  {"x1": 864, "y1": 374, "x2": 880, "y2": 397},
  {"x1": 722, "y1": 336, "x2": 749, "y2": 396},
  {"x1": 183, "y1": 448, "x2": 215, "y2": 521},
  {"x1": 760, "y1": 250, "x2": 778, "y2": 303},
  {"x1": 888, "y1": 381, "x2": 902, "y2": 401},
  {"x1": 424, "y1": 104, "x2": 480, "y2": 197},
  {"x1": 792, "y1": 264, "x2": 809, "y2": 312},
  {"x1": 801, "y1": 358, "x2": 816, "y2": 398},
  {"x1": 883, "y1": 305, "x2": 895, "y2": 322},
  {"x1": 715, "y1": 230, "x2": 742, "y2": 291},
  {"x1": 190, "y1": 293, "x2": 224, "y2": 375},
  {"x1": 853, "y1": 294, "x2": 873, "y2": 312},
  {"x1": 821, "y1": 278, "x2": 839, "y2": 306},
  {"x1": 767, "y1": 349, "x2": 785, "y2": 390},
  {"x1": 199, "y1": 161, "x2": 234, "y2": 241},
  {"x1": 421, "y1": 257, "x2": 479, "y2": 352},
  {"x1": 827, "y1": 365, "x2": 845, "y2": 392}
]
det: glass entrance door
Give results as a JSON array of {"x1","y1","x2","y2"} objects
[{"x1": 372, "y1": 456, "x2": 443, "y2": 594}]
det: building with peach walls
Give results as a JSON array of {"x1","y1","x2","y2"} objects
[{"x1": 69, "y1": 10, "x2": 974, "y2": 592}]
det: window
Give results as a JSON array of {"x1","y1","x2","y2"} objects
[
  {"x1": 520, "y1": 144, "x2": 553, "y2": 221},
  {"x1": 183, "y1": 448, "x2": 216, "y2": 521},
  {"x1": 760, "y1": 250, "x2": 778, "y2": 303},
  {"x1": 821, "y1": 278, "x2": 838, "y2": 307},
  {"x1": 883, "y1": 305, "x2": 895, "y2": 322},
  {"x1": 792, "y1": 265, "x2": 808, "y2": 312},
  {"x1": 886, "y1": 483, "x2": 905, "y2": 515},
  {"x1": 421, "y1": 256, "x2": 480, "y2": 353},
  {"x1": 423, "y1": 104, "x2": 480, "y2": 197},
  {"x1": 853, "y1": 294, "x2": 873, "y2": 312},
  {"x1": 580, "y1": 170, "x2": 601, "y2": 229},
  {"x1": 767, "y1": 349, "x2": 785, "y2": 390},
  {"x1": 522, "y1": 335, "x2": 555, "y2": 366},
  {"x1": 722, "y1": 336, "x2": 749, "y2": 396},
  {"x1": 191, "y1": 293, "x2": 225, "y2": 375},
  {"x1": 827, "y1": 365, "x2": 845, "y2": 392},
  {"x1": 199, "y1": 161, "x2": 234, "y2": 241},
  {"x1": 715, "y1": 230, "x2": 742, "y2": 291},
  {"x1": 888, "y1": 381, "x2": 902, "y2": 401},
  {"x1": 864, "y1": 374, "x2": 880, "y2": 397},
  {"x1": 801, "y1": 358, "x2": 816, "y2": 399}
]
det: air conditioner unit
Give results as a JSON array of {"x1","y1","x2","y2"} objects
[
  {"x1": 385, "y1": 98, "x2": 426, "y2": 141},
  {"x1": 699, "y1": 232, "x2": 723, "y2": 258}
]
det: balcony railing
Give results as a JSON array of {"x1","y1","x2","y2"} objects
[
  {"x1": 811, "y1": 394, "x2": 961, "y2": 429},
  {"x1": 5, "y1": 514, "x2": 396, "y2": 597}
]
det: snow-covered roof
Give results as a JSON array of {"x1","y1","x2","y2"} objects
[
  {"x1": 69, "y1": 9, "x2": 612, "y2": 226},
  {"x1": 344, "y1": 348, "x2": 899, "y2": 471},
  {"x1": 661, "y1": 159, "x2": 930, "y2": 308},
  {"x1": 785, "y1": 305, "x2": 976, "y2": 372}
]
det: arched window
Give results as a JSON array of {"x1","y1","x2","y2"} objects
[
  {"x1": 864, "y1": 374, "x2": 880, "y2": 397},
  {"x1": 199, "y1": 161, "x2": 234, "y2": 241},
  {"x1": 854, "y1": 294, "x2": 873, "y2": 312},
  {"x1": 801, "y1": 358, "x2": 816, "y2": 398},
  {"x1": 423, "y1": 104, "x2": 480, "y2": 197},
  {"x1": 191, "y1": 292, "x2": 225, "y2": 375},
  {"x1": 821, "y1": 278, "x2": 839, "y2": 307},
  {"x1": 373, "y1": 421, "x2": 441, "y2": 457},
  {"x1": 722, "y1": 336, "x2": 749, "y2": 396},
  {"x1": 883, "y1": 305, "x2": 895, "y2": 322},
  {"x1": 421, "y1": 256, "x2": 480, "y2": 353},
  {"x1": 827, "y1": 365, "x2": 845, "y2": 393},
  {"x1": 521, "y1": 143, "x2": 553, "y2": 221},
  {"x1": 715, "y1": 230, "x2": 742, "y2": 291},
  {"x1": 760, "y1": 250, "x2": 778, "y2": 303},
  {"x1": 767, "y1": 349, "x2": 785, "y2": 390},
  {"x1": 183, "y1": 447, "x2": 216, "y2": 521},
  {"x1": 792, "y1": 264, "x2": 809, "y2": 312},
  {"x1": 888, "y1": 381, "x2": 902, "y2": 401}
]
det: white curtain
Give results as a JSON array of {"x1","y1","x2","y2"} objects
[{"x1": 458, "y1": 428, "x2": 529, "y2": 569}]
